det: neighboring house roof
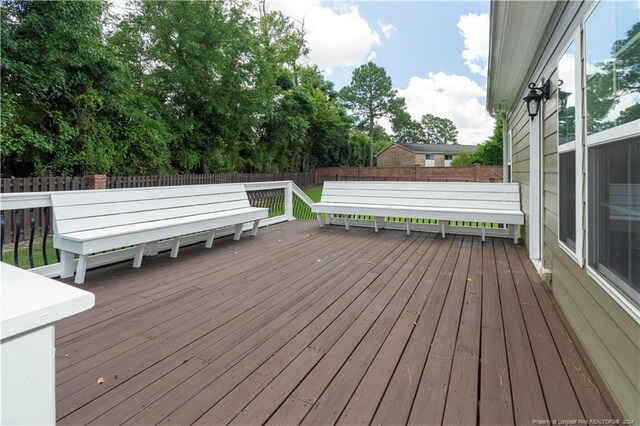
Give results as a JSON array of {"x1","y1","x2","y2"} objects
[
  {"x1": 376, "y1": 143, "x2": 476, "y2": 157},
  {"x1": 486, "y1": 1, "x2": 557, "y2": 114}
]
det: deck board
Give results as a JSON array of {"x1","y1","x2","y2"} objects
[{"x1": 54, "y1": 220, "x2": 619, "y2": 425}]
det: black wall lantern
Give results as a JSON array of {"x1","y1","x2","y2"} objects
[{"x1": 523, "y1": 79, "x2": 551, "y2": 120}]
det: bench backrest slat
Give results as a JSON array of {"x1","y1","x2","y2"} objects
[
  {"x1": 609, "y1": 184, "x2": 640, "y2": 207},
  {"x1": 320, "y1": 181, "x2": 521, "y2": 211},
  {"x1": 51, "y1": 184, "x2": 251, "y2": 235}
]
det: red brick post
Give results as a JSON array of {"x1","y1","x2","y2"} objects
[{"x1": 87, "y1": 174, "x2": 107, "y2": 190}]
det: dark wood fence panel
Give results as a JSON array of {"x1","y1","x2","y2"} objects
[{"x1": 107, "y1": 172, "x2": 315, "y2": 189}]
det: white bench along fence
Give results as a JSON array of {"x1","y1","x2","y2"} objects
[
  {"x1": 0, "y1": 181, "x2": 315, "y2": 279},
  {"x1": 52, "y1": 184, "x2": 269, "y2": 284},
  {"x1": 312, "y1": 181, "x2": 524, "y2": 242}
]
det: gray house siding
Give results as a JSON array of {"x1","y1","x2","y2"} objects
[{"x1": 502, "y1": 1, "x2": 639, "y2": 419}]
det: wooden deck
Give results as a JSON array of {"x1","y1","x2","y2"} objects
[{"x1": 55, "y1": 221, "x2": 620, "y2": 425}]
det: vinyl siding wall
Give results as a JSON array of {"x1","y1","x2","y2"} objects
[{"x1": 504, "y1": 1, "x2": 639, "y2": 419}]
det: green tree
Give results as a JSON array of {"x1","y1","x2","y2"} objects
[
  {"x1": 586, "y1": 21, "x2": 640, "y2": 133},
  {"x1": 128, "y1": 0, "x2": 269, "y2": 173},
  {"x1": 450, "y1": 114, "x2": 503, "y2": 167},
  {"x1": 473, "y1": 121, "x2": 503, "y2": 165},
  {"x1": 419, "y1": 114, "x2": 458, "y2": 144},
  {"x1": 340, "y1": 62, "x2": 398, "y2": 166},
  {"x1": 1, "y1": 1, "x2": 120, "y2": 175},
  {"x1": 390, "y1": 99, "x2": 423, "y2": 143},
  {"x1": 450, "y1": 151, "x2": 475, "y2": 167}
]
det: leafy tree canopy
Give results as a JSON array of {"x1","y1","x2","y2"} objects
[
  {"x1": 419, "y1": 113, "x2": 458, "y2": 145},
  {"x1": 451, "y1": 113, "x2": 503, "y2": 166},
  {"x1": 1, "y1": 1, "x2": 501, "y2": 177}
]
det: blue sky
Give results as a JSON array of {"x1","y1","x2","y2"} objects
[
  {"x1": 333, "y1": 1, "x2": 490, "y2": 89},
  {"x1": 271, "y1": 0, "x2": 495, "y2": 145}
]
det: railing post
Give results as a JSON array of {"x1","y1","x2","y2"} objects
[{"x1": 285, "y1": 181, "x2": 294, "y2": 221}]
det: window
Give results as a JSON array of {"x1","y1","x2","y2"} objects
[
  {"x1": 588, "y1": 138, "x2": 640, "y2": 304},
  {"x1": 559, "y1": 153, "x2": 576, "y2": 249},
  {"x1": 444, "y1": 154, "x2": 453, "y2": 160},
  {"x1": 507, "y1": 129, "x2": 512, "y2": 183},
  {"x1": 425, "y1": 154, "x2": 434, "y2": 160},
  {"x1": 585, "y1": 1, "x2": 640, "y2": 306},
  {"x1": 585, "y1": 1, "x2": 640, "y2": 138},
  {"x1": 557, "y1": 37, "x2": 582, "y2": 260}
]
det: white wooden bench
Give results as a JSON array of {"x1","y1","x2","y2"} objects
[
  {"x1": 609, "y1": 184, "x2": 640, "y2": 223},
  {"x1": 51, "y1": 184, "x2": 268, "y2": 284},
  {"x1": 312, "y1": 181, "x2": 524, "y2": 242}
]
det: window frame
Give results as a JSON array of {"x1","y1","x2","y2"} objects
[
  {"x1": 507, "y1": 129, "x2": 512, "y2": 183},
  {"x1": 582, "y1": 0, "x2": 640, "y2": 321},
  {"x1": 557, "y1": 31, "x2": 584, "y2": 266}
]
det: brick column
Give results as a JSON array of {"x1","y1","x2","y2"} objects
[{"x1": 87, "y1": 174, "x2": 107, "y2": 190}]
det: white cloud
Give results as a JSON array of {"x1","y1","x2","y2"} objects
[
  {"x1": 269, "y1": 0, "x2": 381, "y2": 73},
  {"x1": 378, "y1": 20, "x2": 397, "y2": 39},
  {"x1": 397, "y1": 72, "x2": 495, "y2": 145},
  {"x1": 558, "y1": 53, "x2": 576, "y2": 109},
  {"x1": 457, "y1": 13, "x2": 489, "y2": 76}
]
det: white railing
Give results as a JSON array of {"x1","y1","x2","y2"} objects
[
  {"x1": 0, "y1": 181, "x2": 315, "y2": 278},
  {"x1": 0, "y1": 180, "x2": 512, "y2": 279}
]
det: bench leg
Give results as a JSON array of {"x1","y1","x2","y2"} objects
[
  {"x1": 205, "y1": 230, "x2": 216, "y2": 248},
  {"x1": 406, "y1": 220, "x2": 411, "y2": 236},
  {"x1": 317, "y1": 214, "x2": 324, "y2": 227},
  {"x1": 170, "y1": 237, "x2": 181, "y2": 258},
  {"x1": 133, "y1": 244, "x2": 145, "y2": 268},
  {"x1": 440, "y1": 221, "x2": 447, "y2": 239},
  {"x1": 374, "y1": 217, "x2": 384, "y2": 233},
  {"x1": 74, "y1": 255, "x2": 88, "y2": 284},
  {"x1": 325, "y1": 214, "x2": 331, "y2": 226},
  {"x1": 145, "y1": 241, "x2": 159, "y2": 257},
  {"x1": 514, "y1": 225, "x2": 519, "y2": 244},
  {"x1": 60, "y1": 251, "x2": 75, "y2": 279},
  {"x1": 481, "y1": 226, "x2": 486, "y2": 243},
  {"x1": 233, "y1": 223, "x2": 243, "y2": 241},
  {"x1": 344, "y1": 217, "x2": 349, "y2": 231},
  {"x1": 251, "y1": 220, "x2": 260, "y2": 237}
]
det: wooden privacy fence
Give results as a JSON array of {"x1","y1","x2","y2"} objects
[
  {"x1": 108, "y1": 172, "x2": 315, "y2": 190},
  {"x1": 1, "y1": 172, "x2": 315, "y2": 244},
  {"x1": 0, "y1": 176, "x2": 89, "y2": 193}
]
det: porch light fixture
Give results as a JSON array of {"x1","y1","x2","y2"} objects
[{"x1": 523, "y1": 80, "x2": 551, "y2": 120}]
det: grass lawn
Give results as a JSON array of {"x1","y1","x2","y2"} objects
[
  {"x1": 304, "y1": 186, "x2": 323, "y2": 202},
  {"x1": 2, "y1": 239, "x2": 57, "y2": 269}
]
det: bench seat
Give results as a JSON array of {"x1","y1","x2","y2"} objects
[
  {"x1": 313, "y1": 202, "x2": 524, "y2": 225},
  {"x1": 312, "y1": 181, "x2": 524, "y2": 241},
  {"x1": 52, "y1": 184, "x2": 268, "y2": 284}
]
